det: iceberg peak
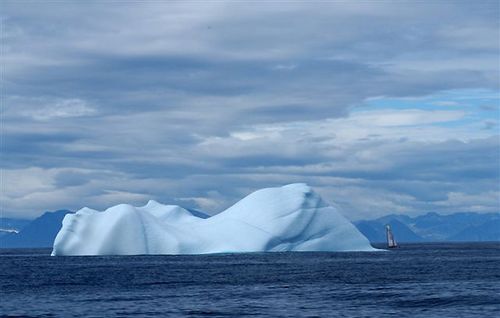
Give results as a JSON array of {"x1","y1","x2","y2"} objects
[{"x1": 143, "y1": 199, "x2": 161, "y2": 208}]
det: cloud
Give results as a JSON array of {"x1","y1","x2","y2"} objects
[
  {"x1": 12, "y1": 98, "x2": 96, "y2": 121},
  {"x1": 432, "y1": 101, "x2": 459, "y2": 107},
  {"x1": 1, "y1": 1, "x2": 498, "y2": 219},
  {"x1": 483, "y1": 120, "x2": 498, "y2": 130}
]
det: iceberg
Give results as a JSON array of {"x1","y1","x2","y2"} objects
[{"x1": 52, "y1": 183, "x2": 376, "y2": 255}]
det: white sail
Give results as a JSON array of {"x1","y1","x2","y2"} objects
[{"x1": 386, "y1": 224, "x2": 398, "y2": 248}]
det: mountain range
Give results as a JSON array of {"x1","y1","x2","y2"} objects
[
  {"x1": 1, "y1": 209, "x2": 499, "y2": 248},
  {"x1": 0, "y1": 210, "x2": 72, "y2": 248},
  {"x1": 355, "y1": 212, "x2": 500, "y2": 243}
]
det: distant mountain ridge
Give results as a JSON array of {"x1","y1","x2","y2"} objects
[
  {"x1": 0, "y1": 218, "x2": 31, "y2": 237},
  {"x1": 355, "y1": 212, "x2": 500, "y2": 243},
  {"x1": 0, "y1": 210, "x2": 72, "y2": 248}
]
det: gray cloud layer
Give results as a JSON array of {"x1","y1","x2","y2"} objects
[{"x1": 1, "y1": 1, "x2": 499, "y2": 219}]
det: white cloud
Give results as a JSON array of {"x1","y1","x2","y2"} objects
[
  {"x1": 178, "y1": 196, "x2": 223, "y2": 213},
  {"x1": 439, "y1": 191, "x2": 500, "y2": 213},
  {"x1": 26, "y1": 98, "x2": 96, "y2": 121},
  {"x1": 93, "y1": 190, "x2": 151, "y2": 207},
  {"x1": 432, "y1": 101, "x2": 459, "y2": 107},
  {"x1": 272, "y1": 64, "x2": 297, "y2": 71},
  {"x1": 345, "y1": 109, "x2": 465, "y2": 127},
  {"x1": 200, "y1": 109, "x2": 472, "y2": 157},
  {"x1": 1, "y1": 167, "x2": 56, "y2": 198}
]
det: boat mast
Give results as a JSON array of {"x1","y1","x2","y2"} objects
[{"x1": 386, "y1": 224, "x2": 397, "y2": 248}]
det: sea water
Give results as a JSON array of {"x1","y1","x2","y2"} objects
[{"x1": 1, "y1": 243, "x2": 499, "y2": 317}]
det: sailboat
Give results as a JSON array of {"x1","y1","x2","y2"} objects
[{"x1": 385, "y1": 224, "x2": 398, "y2": 248}]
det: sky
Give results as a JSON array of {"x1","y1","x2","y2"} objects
[{"x1": 1, "y1": 1, "x2": 499, "y2": 220}]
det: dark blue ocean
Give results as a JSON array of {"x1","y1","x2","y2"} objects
[{"x1": 1, "y1": 243, "x2": 499, "y2": 317}]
